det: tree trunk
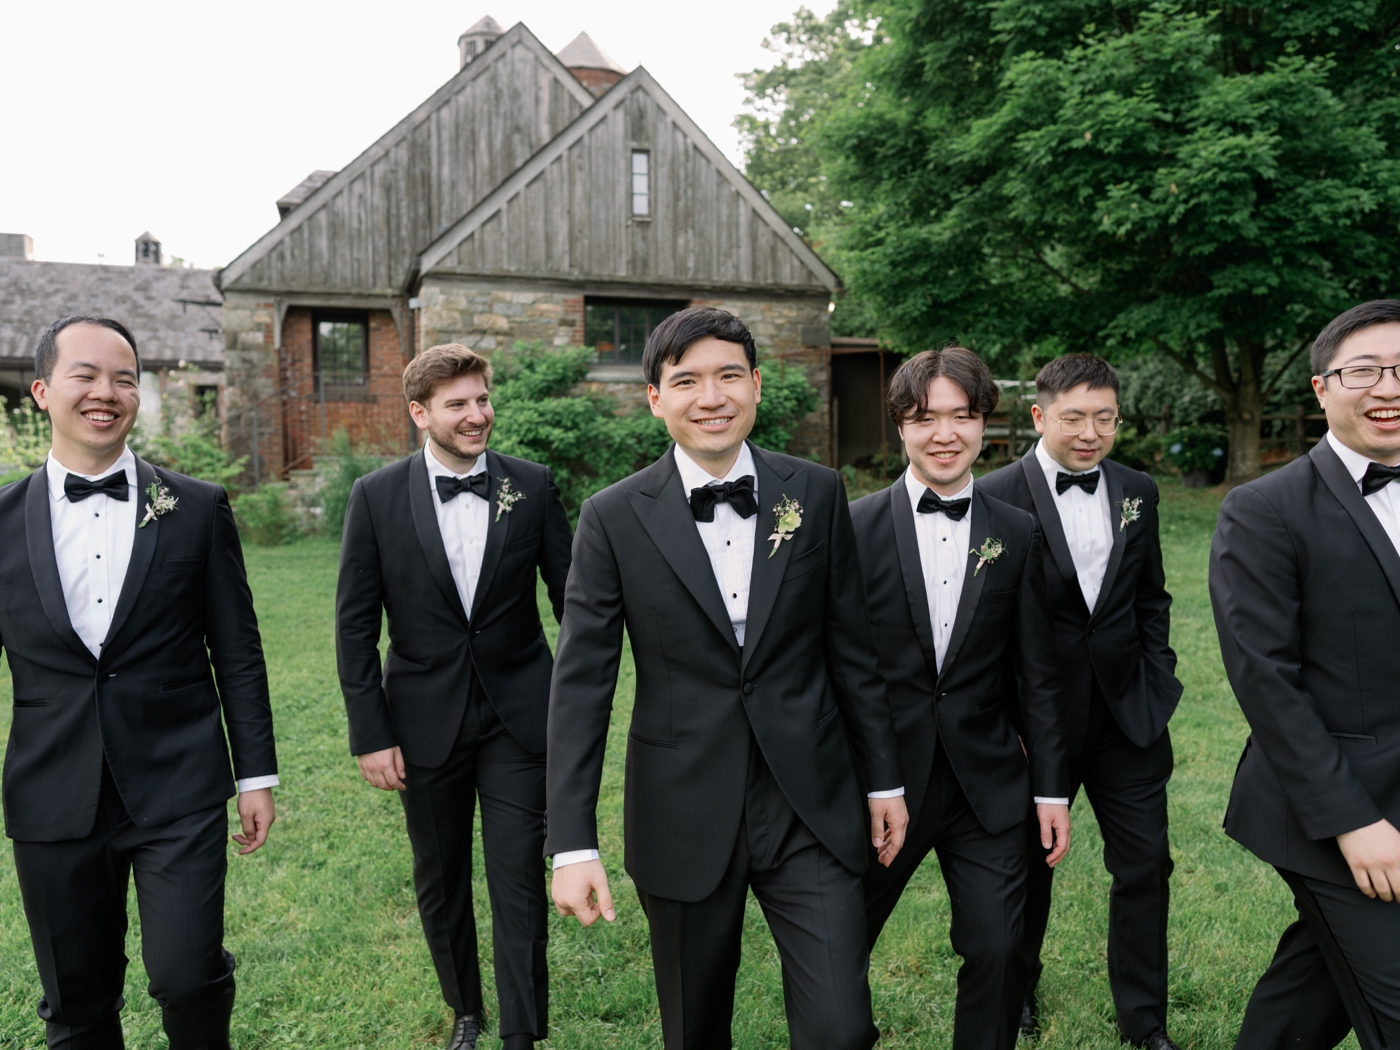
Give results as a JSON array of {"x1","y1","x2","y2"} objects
[{"x1": 1223, "y1": 372, "x2": 1264, "y2": 487}]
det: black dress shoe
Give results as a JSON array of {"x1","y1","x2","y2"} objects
[
  {"x1": 1125, "y1": 1029, "x2": 1182, "y2": 1050},
  {"x1": 1018, "y1": 994, "x2": 1039, "y2": 1039},
  {"x1": 447, "y1": 1013, "x2": 481, "y2": 1050}
]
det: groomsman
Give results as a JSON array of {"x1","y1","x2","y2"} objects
[
  {"x1": 2, "y1": 316, "x2": 278, "y2": 1049},
  {"x1": 980, "y1": 353, "x2": 1182, "y2": 1048},
  {"x1": 849, "y1": 346, "x2": 1070, "y2": 1050},
  {"x1": 546, "y1": 307, "x2": 908, "y2": 1050},
  {"x1": 1212, "y1": 299, "x2": 1400, "y2": 1050},
  {"x1": 336, "y1": 344, "x2": 572, "y2": 1050}
]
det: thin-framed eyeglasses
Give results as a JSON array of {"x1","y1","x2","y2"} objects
[
  {"x1": 1046, "y1": 412, "x2": 1122, "y2": 436},
  {"x1": 1320, "y1": 365, "x2": 1400, "y2": 389}
]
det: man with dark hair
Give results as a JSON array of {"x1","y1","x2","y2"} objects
[
  {"x1": 336, "y1": 344, "x2": 573, "y2": 1050},
  {"x1": 547, "y1": 306, "x2": 908, "y2": 1049},
  {"x1": 848, "y1": 346, "x2": 1070, "y2": 1050},
  {"x1": 1212, "y1": 300, "x2": 1400, "y2": 1049},
  {"x1": 980, "y1": 352, "x2": 1182, "y2": 1048},
  {"x1": 2, "y1": 317, "x2": 277, "y2": 1049}
]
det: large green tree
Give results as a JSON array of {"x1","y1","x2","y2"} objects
[{"x1": 800, "y1": 0, "x2": 1400, "y2": 483}]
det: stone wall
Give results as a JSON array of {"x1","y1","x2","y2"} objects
[
  {"x1": 417, "y1": 279, "x2": 581, "y2": 352},
  {"x1": 221, "y1": 297, "x2": 281, "y2": 484}
]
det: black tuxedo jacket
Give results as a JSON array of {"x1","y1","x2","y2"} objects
[
  {"x1": 1211, "y1": 439, "x2": 1400, "y2": 886},
  {"x1": 1, "y1": 458, "x2": 275, "y2": 842},
  {"x1": 544, "y1": 443, "x2": 903, "y2": 902},
  {"x1": 336, "y1": 447, "x2": 572, "y2": 764},
  {"x1": 979, "y1": 454, "x2": 1181, "y2": 754},
  {"x1": 849, "y1": 479, "x2": 1068, "y2": 832}
]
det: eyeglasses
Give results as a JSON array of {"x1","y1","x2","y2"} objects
[
  {"x1": 1320, "y1": 365, "x2": 1400, "y2": 389},
  {"x1": 1046, "y1": 412, "x2": 1122, "y2": 436}
]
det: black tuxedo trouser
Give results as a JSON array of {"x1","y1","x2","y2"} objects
[
  {"x1": 864, "y1": 744, "x2": 1029, "y2": 1050},
  {"x1": 11, "y1": 761, "x2": 235, "y2": 1050},
  {"x1": 1235, "y1": 867, "x2": 1400, "y2": 1050},
  {"x1": 1020, "y1": 678, "x2": 1174, "y2": 1042},
  {"x1": 400, "y1": 683, "x2": 548, "y2": 1038},
  {"x1": 635, "y1": 741, "x2": 877, "y2": 1050}
]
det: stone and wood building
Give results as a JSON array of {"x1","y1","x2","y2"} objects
[{"x1": 216, "y1": 17, "x2": 845, "y2": 481}]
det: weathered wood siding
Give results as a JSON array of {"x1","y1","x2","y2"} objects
[
  {"x1": 224, "y1": 29, "x2": 588, "y2": 295},
  {"x1": 437, "y1": 82, "x2": 831, "y2": 292}
]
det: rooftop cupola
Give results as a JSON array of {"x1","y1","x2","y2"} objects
[
  {"x1": 459, "y1": 15, "x2": 504, "y2": 69},
  {"x1": 135, "y1": 231, "x2": 161, "y2": 266},
  {"x1": 555, "y1": 32, "x2": 626, "y2": 98}
]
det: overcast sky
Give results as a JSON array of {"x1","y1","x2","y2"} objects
[{"x1": 0, "y1": 0, "x2": 830, "y2": 270}]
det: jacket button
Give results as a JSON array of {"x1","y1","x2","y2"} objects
[{"x1": 742, "y1": 683, "x2": 754, "y2": 696}]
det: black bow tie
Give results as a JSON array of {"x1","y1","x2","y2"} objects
[
  {"x1": 435, "y1": 472, "x2": 491, "y2": 503},
  {"x1": 1056, "y1": 470, "x2": 1101, "y2": 496},
  {"x1": 916, "y1": 489, "x2": 971, "y2": 521},
  {"x1": 1361, "y1": 462, "x2": 1400, "y2": 497},
  {"x1": 65, "y1": 471, "x2": 129, "y2": 503},
  {"x1": 690, "y1": 476, "x2": 758, "y2": 522}
]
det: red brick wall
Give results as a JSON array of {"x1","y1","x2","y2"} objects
[{"x1": 279, "y1": 308, "x2": 411, "y2": 472}]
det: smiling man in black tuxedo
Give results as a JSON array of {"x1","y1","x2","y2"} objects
[
  {"x1": 2, "y1": 316, "x2": 278, "y2": 1050},
  {"x1": 979, "y1": 354, "x2": 1182, "y2": 1048},
  {"x1": 336, "y1": 344, "x2": 572, "y2": 1050},
  {"x1": 546, "y1": 306, "x2": 908, "y2": 1050},
  {"x1": 1212, "y1": 300, "x2": 1400, "y2": 1050},
  {"x1": 848, "y1": 347, "x2": 1070, "y2": 1050}
]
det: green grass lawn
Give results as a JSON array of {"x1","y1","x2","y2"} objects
[{"x1": 0, "y1": 485, "x2": 1356, "y2": 1049}]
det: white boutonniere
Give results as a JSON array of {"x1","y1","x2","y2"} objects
[
  {"x1": 495, "y1": 478, "x2": 525, "y2": 522},
  {"x1": 767, "y1": 496, "x2": 803, "y2": 557},
  {"x1": 138, "y1": 476, "x2": 177, "y2": 528},
  {"x1": 1118, "y1": 496, "x2": 1143, "y2": 533},
  {"x1": 971, "y1": 537, "x2": 1005, "y2": 577}
]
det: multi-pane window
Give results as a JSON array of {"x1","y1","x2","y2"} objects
[
  {"x1": 584, "y1": 298, "x2": 688, "y2": 365},
  {"x1": 313, "y1": 312, "x2": 368, "y2": 395},
  {"x1": 631, "y1": 151, "x2": 650, "y2": 217}
]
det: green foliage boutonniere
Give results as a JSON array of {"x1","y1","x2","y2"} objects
[
  {"x1": 138, "y1": 476, "x2": 177, "y2": 528},
  {"x1": 971, "y1": 537, "x2": 1005, "y2": 577},
  {"x1": 1118, "y1": 496, "x2": 1143, "y2": 533},
  {"x1": 495, "y1": 478, "x2": 525, "y2": 522},
  {"x1": 768, "y1": 496, "x2": 803, "y2": 557}
]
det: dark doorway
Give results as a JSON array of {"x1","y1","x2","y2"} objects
[{"x1": 830, "y1": 342, "x2": 899, "y2": 468}]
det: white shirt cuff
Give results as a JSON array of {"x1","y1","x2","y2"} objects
[
  {"x1": 867, "y1": 787, "x2": 905, "y2": 798},
  {"x1": 237, "y1": 775, "x2": 280, "y2": 793},
  {"x1": 551, "y1": 848, "x2": 600, "y2": 869},
  {"x1": 1034, "y1": 796, "x2": 1070, "y2": 806}
]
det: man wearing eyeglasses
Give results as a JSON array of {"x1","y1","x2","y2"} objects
[
  {"x1": 1211, "y1": 301, "x2": 1400, "y2": 1050},
  {"x1": 980, "y1": 354, "x2": 1183, "y2": 1049}
]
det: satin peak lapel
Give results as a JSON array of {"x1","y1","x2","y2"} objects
[
  {"x1": 889, "y1": 474, "x2": 940, "y2": 676},
  {"x1": 23, "y1": 468, "x2": 94, "y2": 664},
  {"x1": 1095, "y1": 461, "x2": 1129, "y2": 615},
  {"x1": 469, "y1": 449, "x2": 509, "y2": 621},
  {"x1": 1019, "y1": 452, "x2": 1085, "y2": 614},
  {"x1": 1312, "y1": 440, "x2": 1400, "y2": 606},
  {"x1": 741, "y1": 447, "x2": 806, "y2": 670},
  {"x1": 939, "y1": 490, "x2": 991, "y2": 679},
  {"x1": 409, "y1": 450, "x2": 470, "y2": 626},
  {"x1": 101, "y1": 455, "x2": 160, "y2": 651}
]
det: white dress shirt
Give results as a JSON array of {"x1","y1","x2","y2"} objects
[
  {"x1": 1034, "y1": 440, "x2": 1113, "y2": 612},
  {"x1": 425, "y1": 442, "x2": 491, "y2": 616},
  {"x1": 1327, "y1": 430, "x2": 1400, "y2": 556},
  {"x1": 46, "y1": 447, "x2": 277, "y2": 794}
]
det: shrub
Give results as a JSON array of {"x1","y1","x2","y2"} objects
[
  {"x1": 130, "y1": 389, "x2": 246, "y2": 487},
  {"x1": 1109, "y1": 426, "x2": 1164, "y2": 474},
  {"x1": 1163, "y1": 424, "x2": 1228, "y2": 482},
  {"x1": 0, "y1": 396, "x2": 52, "y2": 471},
  {"x1": 319, "y1": 430, "x2": 388, "y2": 537},
  {"x1": 232, "y1": 484, "x2": 300, "y2": 546}
]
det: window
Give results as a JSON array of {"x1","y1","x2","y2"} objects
[
  {"x1": 313, "y1": 311, "x2": 369, "y2": 397},
  {"x1": 631, "y1": 151, "x2": 650, "y2": 217},
  {"x1": 584, "y1": 297, "x2": 688, "y2": 365},
  {"x1": 194, "y1": 385, "x2": 219, "y2": 417}
]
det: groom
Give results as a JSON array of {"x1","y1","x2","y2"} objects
[
  {"x1": 2, "y1": 315, "x2": 278, "y2": 1049},
  {"x1": 546, "y1": 306, "x2": 908, "y2": 1050}
]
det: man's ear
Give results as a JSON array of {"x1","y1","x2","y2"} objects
[
  {"x1": 1312, "y1": 375, "x2": 1328, "y2": 409},
  {"x1": 30, "y1": 377, "x2": 49, "y2": 412}
]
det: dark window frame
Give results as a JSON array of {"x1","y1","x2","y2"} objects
[
  {"x1": 583, "y1": 296, "x2": 689, "y2": 366},
  {"x1": 312, "y1": 310, "x2": 371, "y2": 400}
]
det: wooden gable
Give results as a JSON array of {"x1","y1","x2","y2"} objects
[
  {"x1": 218, "y1": 23, "x2": 594, "y2": 297},
  {"x1": 417, "y1": 68, "x2": 839, "y2": 294}
]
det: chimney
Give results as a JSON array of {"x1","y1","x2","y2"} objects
[
  {"x1": 555, "y1": 32, "x2": 626, "y2": 98},
  {"x1": 276, "y1": 170, "x2": 338, "y2": 219},
  {"x1": 459, "y1": 15, "x2": 504, "y2": 69},
  {"x1": 135, "y1": 232, "x2": 161, "y2": 266},
  {"x1": 0, "y1": 233, "x2": 34, "y2": 261}
]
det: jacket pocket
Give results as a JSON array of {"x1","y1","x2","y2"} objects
[
  {"x1": 629, "y1": 730, "x2": 677, "y2": 749},
  {"x1": 505, "y1": 534, "x2": 539, "y2": 554},
  {"x1": 12, "y1": 697, "x2": 49, "y2": 707},
  {"x1": 1331, "y1": 732, "x2": 1377, "y2": 743},
  {"x1": 159, "y1": 675, "x2": 212, "y2": 693},
  {"x1": 982, "y1": 589, "x2": 1016, "y2": 605},
  {"x1": 817, "y1": 706, "x2": 840, "y2": 730}
]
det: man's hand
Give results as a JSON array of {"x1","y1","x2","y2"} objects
[
  {"x1": 869, "y1": 796, "x2": 909, "y2": 868},
  {"x1": 1037, "y1": 803, "x2": 1071, "y2": 868},
  {"x1": 357, "y1": 746, "x2": 407, "y2": 791},
  {"x1": 233, "y1": 788, "x2": 275, "y2": 855},
  {"x1": 551, "y1": 859, "x2": 616, "y2": 926},
  {"x1": 1338, "y1": 819, "x2": 1400, "y2": 901}
]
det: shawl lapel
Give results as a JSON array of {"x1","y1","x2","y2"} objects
[
  {"x1": 24, "y1": 467, "x2": 94, "y2": 665},
  {"x1": 469, "y1": 449, "x2": 510, "y2": 621},
  {"x1": 627, "y1": 448, "x2": 740, "y2": 653},
  {"x1": 740, "y1": 445, "x2": 805, "y2": 672},
  {"x1": 409, "y1": 449, "x2": 470, "y2": 626},
  {"x1": 938, "y1": 488, "x2": 991, "y2": 680},
  {"x1": 1018, "y1": 450, "x2": 1086, "y2": 616},
  {"x1": 1094, "y1": 460, "x2": 1129, "y2": 619},
  {"x1": 889, "y1": 472, "x2": 940, "y2": 677},
  {"x1": 1312, "y1": 439, "x2": 1400, "y2": 606},
  {"x1": 100, "y1": 455, "x2": 160, "y2": 652}
]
